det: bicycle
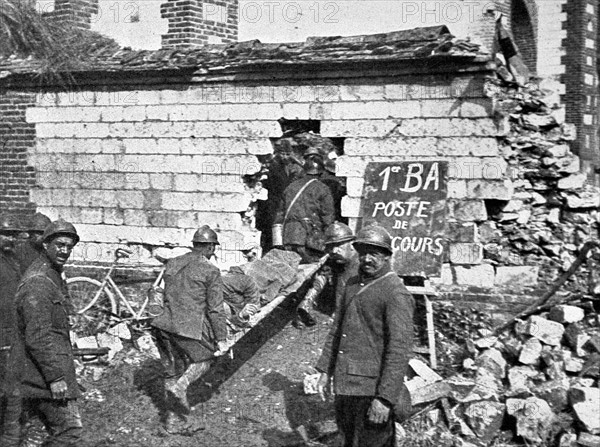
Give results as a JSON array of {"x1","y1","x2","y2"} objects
[{"x1": 67, "y1": 248, "x2": 165, "y2": 337}]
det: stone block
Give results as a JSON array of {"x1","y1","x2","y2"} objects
[
  {"x1": 406, "y1": 380, "x2": 452, "y2": 405},
  {"x1": 100, "y1": 106, "x2": 124, "y2": 122},
  {"x1": 71, "y1": 189, "x2": 115, "y2": 208},
  {"x1": 467, "y1": 180, "x2": 514, "y2": 200},
  {"x1": 391, "y1": 118, "x2": 502, "y2": 137},
  {"x1": 449, "y1": 157, "x2": 508, "y2": 180},
  {"x1": 80, "y1": 122, "x2": 110, "y2": 138},
  {"x1": 494, "y1": 266, "x2": 539, "y2": 287},
  {"x1": 533, "y1": 378, "x2": 569, "y2": 411},
  {"x1": 155, "y1": 139, "x2": 185, "y2": 155},
  {"x1": 506, "y1": 397, "x2": 556, "y2": 444},
  {"x1": 447, "y1": 180, "x2": 467, "y2": 198},
  {"x1": 435, "y1": 138, "x2": 472, "y2": 156},
  {"x1": 123, "y1": 210, "x2": 150, "y2": 227},
  {"x1": 449, "y1": 243, "x2": 483, "y2": 265},
  {"x1": 475, "y1": 348, "x2": 507, "y2": 378},
  {"x1": 569, "y1": 387, "x2": 600, "y2": 434},
  {"x1": 281, "y1": 103, "x2": 310, "y2": 119},
  {"x1": 341, "y1": 196, "x2": 362, "y2": 218},
  {"x1": 451, "y1": 200, "x2": 488, "y2": 222},
  {"x1": 508, "y1": 366, "x2": 537, "y2": 395},
  {"x1": 321, "y1": 120, "x2": 399, "y2": 138},
  {"x1": 454, "y1": 264, "x2": 494, "y2": 287},
  {"x1": 344, "y1": 137, "x2": 438, "y2": 157},
  {"x1": 345, "y1": 177, "x2": 365, "y2": 197},
  {"x1": 564, "y1": 187, "x2": 600, "y2": 209},
  {"x1": 173, "y1": 174, "x2": 245, "y2": 193},
  {"x1": 519, "y1": 338, "x2": 542, "y2": 365},
  {"x1": 79, "y1": 208, "x2": 103, "y2": 224},
  {"x1": 161, "y1": 192, "x2": 252, "y2": 213},
  {"x1": 464, "y1": 401, "x2": 505, "y2": 442},
  {"x1": 558, "y1": 173, "x2": 587, "y2": 190},
  {"x1": 170, "y1": 104, "x2": 210, "y2": 121},
  {"x1": 578, "y1": 433, "x2": 600, "y2": 447},
  {"x1": 122, "y1": 139, "x2": 159, "y2": 154},
  {"x1": 339, "y1": 85, "x2": 385, "y2": 101},
  {"x1": 565, "y1": 323, "x2": 591, "y2": 357},
  {"x1": 420, "y1": 99, "x2": 461, "y2": 118},
  {"x1": 103, "y1": 208, "x2": 124, "y2": 225},
  {"x1": 460, "y1": 98, "x2": 494, "y2": 118},
  {"x1": 145, "y1": 105, "x2": 171, "y2": 121},
  {"x1": 564, "y1": 356, "x2": 584, "y2": 373},
  {"x1": 115, "y1": 191, "x2": 145, "y2": 209},
  {"x1": 526, "y1": 315, "x2": 565, "y2": 346},
  {"x1": 548, "y1": 305, "x2": 585, "y2": 324}
]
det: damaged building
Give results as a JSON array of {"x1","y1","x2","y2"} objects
[{"x1": 1, "y1": 0, "x2": 600, "y2": 318}]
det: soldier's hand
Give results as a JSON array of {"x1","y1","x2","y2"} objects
[
  {"x1": 50, "y1": 379, "x2": 68, "y2": 400},
  {"x1": 316, "y1": 373, "x2": 330, "y2": 402},
  {"x1": 240, "y1": 304, "x2": 260, "y2": 319},
  {"x1": 214, "y1": 341, "x2": 229, "y2": 356},
  {"x1": 367, "y1": 398, "x2": 391, "y2": 424}
]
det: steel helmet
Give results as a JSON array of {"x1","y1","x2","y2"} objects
[
  {"x1": 303, "y1": 157, "x2": 324, "y2": 175},
  {"x1": 192, "y1": 225, "x2": 220, "y2": 245},
  {"x1": 42, "y1": 219, "x2": 80, "y2": 244},
  {"x1": 303, "y1": 147, "x2": 322, "y2": 159},
  {"x1": 324, "y1": 222, "x2": 355, "y2": 246},
  {"x1": 353, "y1": 224, "x2": 393, "y2": 254},
  {"x1": 29, "y1": 212, "x2": 52, "y2": 233},
  {"x1": 0, "y1": 214, "x2": 21, "y2": 233}
]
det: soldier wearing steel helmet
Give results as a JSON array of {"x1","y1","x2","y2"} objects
[
  {"x1": 315, "y1": 224, "x2": 415, "y2": 447},
  {"x1": 274, "y1": 156, "x2": 335, "y2": 263},
  {"x1": 9, "y1": 220, "x2": 83, "y2": 446},
  {"x1": 15, "y1": 212, "x2": 51, "y2": 275},
  {"x1": 151, "y1": 225, "x2": 228, "y2": 418},
  {"x1": 0, "y1": 214, "x2": 23, "y2": 446},
  {"x1": 296, "y1": 222, "x2": 359, "y2": 327}
]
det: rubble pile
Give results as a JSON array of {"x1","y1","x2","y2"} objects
[
  {"x1": 405, "y1": 301, "x2": 600, "y2": 446},
  {"x1": 483, "y1": 79, "x2": 600, "y2": 291}
]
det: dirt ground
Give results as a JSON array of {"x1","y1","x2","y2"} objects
[{"x1": 77, "y1": 295, "x2": 340, "y2": 447}]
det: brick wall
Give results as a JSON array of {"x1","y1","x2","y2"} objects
[
  {"x1": 563, "y1": 0, "x2": 599, "y2": 163},
  {"x1": 16, "y1": 68, "x2": 517, "y2": 283},
  {"x1": 46, "y1": 0, "x2": 100, "y2": 30},
  {"x1": 511, "y1": 0, "x2": 538, "y2": 72},
  {"x1": 0, "y1": 90, "x2": 37, "y2": 220},
  {"x1": 160, "y1": 0, "x2": 238, "y2": 47}
]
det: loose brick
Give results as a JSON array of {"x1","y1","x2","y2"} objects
[
  {"x1": 495, "y1": 266, "x2": 539, "y2": 287},
  {"x1": 526, "y1": 316, "x2": 565, "y2": 346},
  {"x1": 548, "y1": 305, "x2": 585, "y2": 324},
  {"x1": 467, "y1": 180, "x2": 514, "y2": 200},
  {"x1": 449, "y1": 243, "x2": 483, "y2": 265},
  {"x1": 454, "y1": 264, "x2": 495, "y2": 287}
]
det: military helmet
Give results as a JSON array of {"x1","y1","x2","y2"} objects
[
  {"x1": 303, "y1": 147, "x2": 322, "y2": 159},
  {"x1": 42, "y1": 219, "x2": 80, "y2": 244},
  {"x1": 0, "y1": 214, "x2": 21, "y2": 234},
  {"x1": 324, "y1": 222, "x2": 355, "y2": 246},
  {"x1": 303, "y1": 157, "x2": 324, "y2": 175},
  {"x1": 29, "y1": 212, "x2": 52, "y2": 233},
  {"x1": 192, "y1": 225, "x2": 220, "y2": 245},
  {"x1": 353, "y1": 224, "x2": 393, "y2": 254}
]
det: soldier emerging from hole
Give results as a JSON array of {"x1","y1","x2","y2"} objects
[
  {"x1": 273, "y1": 155, "x2": 335, "y2": 264},
  {"x1": 151, "y1": 225, "x2": 229, "y2": 430},
  {"x1": 0, "y1": 215, "x2": 23, "y2": 447}
]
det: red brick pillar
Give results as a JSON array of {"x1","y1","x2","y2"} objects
[{"x1": 160, "y1": 0, "x2": 238, "y2": 48}]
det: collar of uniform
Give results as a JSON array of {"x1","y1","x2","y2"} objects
[
  {"x1": 39, "y1": 254, "x2": 64, "y2": 285},
  {"x1": 358, "y1": 264, "x2": 392, "y2": 285}
]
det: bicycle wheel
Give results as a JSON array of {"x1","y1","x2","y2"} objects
[{"x1": 66, "y1": 277, "x2": 117, "y2": 337}]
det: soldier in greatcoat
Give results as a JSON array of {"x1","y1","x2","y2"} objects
[
  {"x1": 315, "y1": 225, "x2": 415, "y2": 447},
  {"x1": 274, "y1": 156, "x2": 335, "y2": 264},
  {"x1": 0, "y1": 215, "x2": 23, "y2": 446},
  {"x1": 10, "y1": 220, "x2": 82, "y2": 447},
  {"x1": 152, "y1": 226, "x2": 229, "y2": 413}
]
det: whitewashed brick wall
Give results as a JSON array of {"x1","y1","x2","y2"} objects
[{"x1": 26, "y1": 71, "x2": 513, "y2": 284}]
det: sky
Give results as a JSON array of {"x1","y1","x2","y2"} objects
[{"x1": 35, "y1": 0, "x2": 491, "y2": 50}]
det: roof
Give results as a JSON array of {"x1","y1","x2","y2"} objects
[{"x1": 0, "y1": 25, "x2": 490, "y2": 81}]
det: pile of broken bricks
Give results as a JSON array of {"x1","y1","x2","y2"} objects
[{"x1": 405, "y1": 302, "x2": 600, "y2": 446}]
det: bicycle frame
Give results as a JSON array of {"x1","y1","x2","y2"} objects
[{"x1": 90, "y1": 256, "x2": 165, "y2": 321}]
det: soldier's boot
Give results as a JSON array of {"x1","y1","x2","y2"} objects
[{"x1": 166, "y1": 361, "x2": 211, "y2": 410}]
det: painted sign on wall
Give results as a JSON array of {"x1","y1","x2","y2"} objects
[{"x1": 359, "y1": 161, "x2": 448, "y2": 277}]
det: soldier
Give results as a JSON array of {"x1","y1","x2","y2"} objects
[
  {"x1": 222, "y1": 266, "x2": 261, "y2": 329},
  {"x1": 315, "y1": 225, "x2": 415, "y2": 447},
  {"x1": 10, "y1": 220, "x2": 83, "y2": 447},
  {"x1": 15, "y1": 212, "x2": 51, "y2": 274},
  {"x1": 274, "y1": 157, "x2": 335, "y2": 264},
  {"x1": 152, "y1": 226, "x2": 229, "y2": 413},
  {"x1": 296, "y1": 222, "x2": 359, "y2": 327},
  {"x1": 0, "y1": 215, "x2": 23, "y2": 446}
]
